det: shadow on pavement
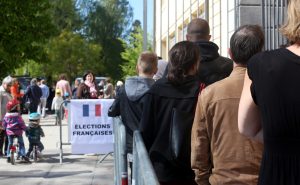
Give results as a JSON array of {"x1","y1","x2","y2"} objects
[{"x1": 0, "y1": 170, "x2": 92, "y2": 178}]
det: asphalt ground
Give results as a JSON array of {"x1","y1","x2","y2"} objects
[{"x1": 0, "y1": 114, "x2": 114, "y2": 185}]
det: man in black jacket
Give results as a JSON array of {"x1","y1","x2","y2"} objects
[
  {"x1": 108, "y1": 51, "x2": 158, "y2": 155},
  {"x1": 186, "y1": 18, "x2": 233, "y2": 86}
]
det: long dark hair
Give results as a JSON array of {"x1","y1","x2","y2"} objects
[{"x1": 167, "y1": 41, "x2": 200, "y2": 85}]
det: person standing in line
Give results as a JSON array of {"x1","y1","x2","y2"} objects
[
  {"x1": 191, "y1": 25, "x2": 264, "y2": 185},
  {"x1": 140, "y1": 41, "x2": 200, "y2": 185},
  {"x1": 0, "y1": 76, "x2": 13, "y2": 156},
  {"x1": 24, "y1": 78, "x2": 42, "y2": 114},
  {"x1": 38, "y1": 79, "x2": 49, "y2": 118},
  {"x1": 238, "y1": 0, "x2": 300, "y2": 184},
  {"x1": 56, "y1": 74, "x2": 72, "y2": 99},
  {"x1": 186, "y1": 18, "x2": 233, "y2": 87},
  {"x1": 108, "y1": 51, "x2": 158, "y2": 179}
]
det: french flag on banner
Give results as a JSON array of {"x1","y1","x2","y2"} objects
[{"x1": 82, "y1": 104, "x2": 101, "y2": 117}]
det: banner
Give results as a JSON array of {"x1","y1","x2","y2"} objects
[{"x1": 70, "y1": 99, "x2": 114, "y2": 154}]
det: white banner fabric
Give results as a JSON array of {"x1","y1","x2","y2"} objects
[{"x1": 70, "y1": 99, "x2": 114, "y2": 154}]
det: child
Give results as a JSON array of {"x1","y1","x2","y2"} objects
[
  {"x1": 2, "y1": 99, "x2": 30, "y2": 163},
  {"x1": 25, "y1": 112, "x2": 45, "y2": 158},
  {"x1": 51, "y1": 89, "x2": 64, "y2": 125}
]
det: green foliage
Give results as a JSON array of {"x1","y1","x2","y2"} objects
[
  {"x1": 0, "y1": 0, "x2": 56, "y2": 78},
  {"x1": 120, "y1": 20, "x2": 153, "y2": 78},
  {"x1": 121, "y1": 27, "x2": 143, "y2": 78},
  {"x1": 85, "y1": 0, "x2": 133, "y2": 80},
  {"x1": 49, "y1": 0, "x2": 83, "y2": 32},
  {"x1": 44, "y1": 30, "x2": 102, "y2": 81}
]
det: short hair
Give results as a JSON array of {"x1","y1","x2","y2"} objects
[
  {"x1": 280, "y1": 0, "x2": 300, "y2": 43},
  {"x1": 2, "y1": 76, "x2": 13, "y2": 85},
  {"x1": 168, "y1": 41, "x2": 200, "y2": 85},
  {"x1": 187, "y1": 18, "x2": 210, "y2": 41},
  {"x1": 41, "y1": 79, "x2": 46, "y2": 84},
  {"x1": 230, "y1": 25, "x2": 264, "y2": 65},
  {"x1": 137, "y1": 51, "x2": 158, "y2": 74}
]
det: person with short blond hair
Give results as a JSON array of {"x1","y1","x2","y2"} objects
[
  {"x1": 109, "y1": 51, "x2": 158, "y2": 152},
  {"x1": 239, "y1": 0, "x2": 300, "y2": 184},
  {"x1": 137, "y1": 51, "x2": 158, "y2": 74}
]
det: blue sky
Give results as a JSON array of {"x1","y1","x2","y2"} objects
[{"x1": 128, "y1": 0, "x2": 153, "y2": 36}]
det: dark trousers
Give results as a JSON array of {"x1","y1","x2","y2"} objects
[
  {"x1": 29, "y1": 102, "x2": 39, "y2": 113},
  {"x1": 0, "y1": 130, "x2": 8, "y2": 155},
  {"x1": 26, "y1": 141, "x2": 44, "y2": 157}
]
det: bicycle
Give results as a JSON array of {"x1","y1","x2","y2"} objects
[
  {"x1": 31, "y1": 144, "x2": 40, "y2": 162},
  {"x1": 9, "y1": 136, "x2": 19, "y2": 165}
]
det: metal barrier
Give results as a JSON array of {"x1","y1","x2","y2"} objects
[
  {"x1": 113, "y1": 117, "x2": 128, "y2": 185},
  {"x1": 59, "y1": 100, "x2": 71, "y2": 164},
  {"x1": 132, "y1": 130, "x2": 159, "y2": 185}
]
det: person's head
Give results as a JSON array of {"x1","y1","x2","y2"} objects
[
  {"x1": 41, "y1": 79, "x2": 46, "y2": 85},
  {"x1": 6, "y1": 99, "x2": 20, "y2": 113},
  {"x1": 229, "y1": 25, "x2": 264, "y2": 66},
  {"x1": 30, "y1": 78, "x2": 37, "y2": 86},
  {"x1": 116, "y1": 81, "x2": 123, "y2": 87},
  {"x1": 186, "y1": 18, "x2": 211, "y2": 42},
  {"x1": 136, "y1": 51, "x2": 158, "y2": 77},
  {"x1": 55, "y1": 89, "x2": 62, "y2": 97},
  {"x1": 153, "y1": 60, "x2": 168, "y2": 81},
  {"x1": 83, "y1": 71, "x2": 95, "y2": 83},
  {"x1": 29, "y1": 112, "x2": 41, "y2": 124},
  {"x1": 1, "y1": 76, "x2": 13, "y2": 92},
  {"x1": 59, "y1": 74, "x2": 67, "y2": 80},
  {"x1": 280, "y1": 0, "x2": 300, "y2": 44},
  {"x1": 74, "y1": 79, "x2": 80, "y2": 87},
  {"x1": 167, "y1": 41, "x2": 200, "y2": 85}
]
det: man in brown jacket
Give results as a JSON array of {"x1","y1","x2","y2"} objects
[{"x1": 191, "y1": 25, "x2": 265, "y2": 185}]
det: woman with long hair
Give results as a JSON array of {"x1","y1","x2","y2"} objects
[{"x1": 140, "y1": 41, "x2": 200, "y2": 185}]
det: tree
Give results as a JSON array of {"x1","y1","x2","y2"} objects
[
  {"x1": 0, "y1": 0, "x2": 56, "y2": 78},
  {"x1": 121, "y1": 20, "x2": 153, "y2": 78},
  {"x1": 49, "y1": 0, "x2": 83, "y2": 32},
  {"x1": 44, "y1": 30, "x2": 102, "y2": 81},
  {"x1": 84, "y1": 0, "x2": 133, "y2": 80}
]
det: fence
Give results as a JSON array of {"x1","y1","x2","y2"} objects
[
  {"x1": 59, "y1": 100, "x2": 71, "y2": 164},
  {"x1": 132, "y1": 130, "x2": 159, "y2": 185},
  {"x1": 113, "y1": 117, "x2": 128, "y2": 185},
  {"x1": 113, "y1": 118, "x2": 159, "y2": 185},
  {"x1": 262, "y1": 0, "x2": 288, "y2": 50}
]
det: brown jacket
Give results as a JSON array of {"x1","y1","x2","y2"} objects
[{"x1": 191, "y1": 67, "x2": 263, "y2": 185}]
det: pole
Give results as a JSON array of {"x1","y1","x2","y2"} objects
[
  {"x1": 143, "y1": 0, "x2": 148, "y2": 51},
  {"x1": 153, "y1": 0, "x2": 156, "y2": 52}
]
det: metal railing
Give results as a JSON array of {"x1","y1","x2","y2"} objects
[
  {"x1": 113, "y1": 117, "x2": 128, "y2": 185},
  {"x1": 132, "y1": 131, "x2": 159, "y2": 185},
  {"x1": 59, "y1": 100, "x2": 71, "y2": 164}
]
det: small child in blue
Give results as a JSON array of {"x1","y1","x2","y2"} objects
[
  {"x1": 2, "y1": 99, "x2": 30, "y2": 163},
  {"x1": 25, "y1": 113, "x2": 45, "y2": 158}
]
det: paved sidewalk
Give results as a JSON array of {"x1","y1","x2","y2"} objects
[{"x1": 0, "y1": 114, "x2": 114, "y2": 185}]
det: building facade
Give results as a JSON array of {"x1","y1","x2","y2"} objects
[{"x1": 154, "y1": 0, "x2": 287, "y2": 59}]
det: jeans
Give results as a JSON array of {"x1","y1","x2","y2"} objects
[
  {"x1": 7, "y1": 135, "x2": 26, "y2": 157},
  {"x1": 37, "y1": 98, "x2": 47, "y2": 117}
]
